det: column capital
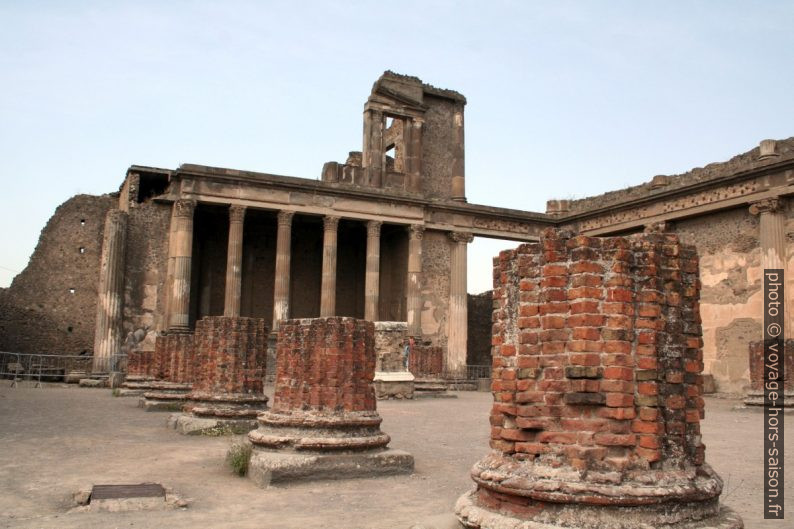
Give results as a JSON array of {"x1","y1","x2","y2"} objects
[
  {"x1": 749, "y1": 197, "x2": 784, "y2": 215},
  {"x1": 277, "y1": 210, "x2": 295, "y2": 227},
  {"x1": 323, "y1": 215, "x2": 340, "y2": 231},
  {"x1": 174, "y1": 199, "x2": 196, "y2": 218},
  {"x1": 367, "y1": 220, "x2": 382, "y2": 238},
  {"x1": 448, "y1": 231, "x2": 474, "y2": 244},
  {"x1": 229, "y1": 204, "x2": 246, "y2": 223},
  {"x1": 409, "y1": 224, "x2": 425, "y2": 241}
]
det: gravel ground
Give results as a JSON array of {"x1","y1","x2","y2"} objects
[{"x1": 0, "y1": 384, "x2": 790, "y2": 528}]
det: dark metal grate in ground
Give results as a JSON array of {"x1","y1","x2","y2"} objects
[{"x1": 90, "y1": 484, "x2": 165, "y2": 500}]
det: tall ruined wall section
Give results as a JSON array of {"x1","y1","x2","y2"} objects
[
  {"x1": 467, "y1": 291, "x2": 493, "y2": 367},
  {"x1": 0, "y1": 194, "x2": 114, "y2": 354},
  {"x1": 122, "y1": 198, "x2": 171, "y2": 342},
  {"x1": 421, "y1": 94, "x2": 463, "y2": 200},
  {"x1": 420, "y1": 231, "x2": 451, "y2": 349},
  {"x1": 673, "y1": 207, "x2": 763, "y2": 393}
]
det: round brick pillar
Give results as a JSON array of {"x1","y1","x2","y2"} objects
[
  {"x1": 178, "y1": 316, "x2": 269, "y2": 432},
  {"x1": 455, "y1": 229, "x2": 743, "y2": 529},
  {"x1": 246, "y1": 317, "x2": 413, "y2": 486}
]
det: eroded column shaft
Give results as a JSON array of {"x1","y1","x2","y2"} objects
[
  {"x1": 447, "y1": 232, "x2": 472, "y2": 376},
  {"x1": 93, "y1": 209, "x2": 128, "y2": 371},
  {"x1": 169, "y1": 199, "x2": 196, "y2": 332},
  {"x1": 751, "y1": 198, "x2": 790, "y2": 338},
  {"x1": 223, "y1": 205, "x2": 246, "y2": 317},
  {"x1": 365, "y1": 220, "x2": 382, "y2": 321},
  {"x1": 406, "y1": 225, "x2": 424, "y2": 336},
  {"x1": 320, "y1": 216, "x2": 339, "y2": 317},
  {"x1": 272, "y1": 210, "x2": 293, "y2": 331}
]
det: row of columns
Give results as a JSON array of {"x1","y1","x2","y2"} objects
[{"x1": 164, "y1": 201, "x2": 471, "y2": 346}]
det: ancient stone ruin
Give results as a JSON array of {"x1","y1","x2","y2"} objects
[
  {"x1": 246, "y1": 317, "x2": 413, "y2": 486},
  {"x1": 372, "y1": 321, "x2": 415, "y2": 400},
  {"x1": 174, "y1": 316, "x2": 269, "y2": 434},
  {"x1": 455, "y1": 230, "x2": 743, "y2": 529},
  {"x1": 744, "y1": 339, "x2": 793, "y2": 407}
]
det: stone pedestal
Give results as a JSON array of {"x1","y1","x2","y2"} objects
[
  {"x1": 246, "y1": 317, "x2": 413, "y2": 486},
  {"x1": 138, "y1": 333, "x2": 194, "y2": 410},
  {"x1": 172, "y1": 317, "x2": 269, "y2": 434},
  {"x1": 372, "y1": 321, "x2": 414, "y2": 400},
  {"x1": 744, "y1": 339, "x2": 794, "y2": 407},
  {"x1": 455, "y1": 230, "x2": 742, "y2": 529}
]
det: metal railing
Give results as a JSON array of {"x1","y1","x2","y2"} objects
[
  {"x1": 438, "y1": 364, "x2": 492, "y2": 381},
  {"x1": 0, "y1": 352, "x2": 127, "y2": 387}
]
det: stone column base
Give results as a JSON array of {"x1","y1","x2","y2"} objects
[
  {"x1": 139, "y1": 390, "x2": 193, "y2": 412},
  {"x1": 454, "y1": 490, "x2": 744, "y2": 529},
  {"x1": 119, "y1": 381, "x2": 191, "y2": 397},
  {"x1": 171, "y1": 393, "x2": 269, "y2": 435},
  {"x1": 743, "y1": 390, "x2": 794, "y2": 407},
  {"x1": 248, "y1": 448, "x2": 413, "y2": 487},
  {"x1": 245, "y1": 409, "x2": 414, "y2": 485},
  {"x1": 374, "y1": 371, "x2": 415, "y2": 399}
]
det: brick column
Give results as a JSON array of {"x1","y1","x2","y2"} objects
[
  {"x1": 223, "y1": 205, "x2": 246, "y2": 317},
  {"x1": 272, "y1": 210, "x2": 293, "y2": 331},
  {"x1": 93, "y1": 209, "x2": 127, "y2": 372},
  {"x1": 750, "y1": 198, "x2": 791, "y2": 338},
  {"x1": 246, "y1": 317, "x2": 413, "y2": 485},
  {"x1": 175, "y1": 316, "x2": 269, "y2": 434},
  {"x1": 320, "y1": 215, "x2": 339, "y2": 317},
  {"x1": 406, "y1": 224, "x2": 424, "y2": 336},
  {"x1": 169, "y1": 199, "x2": 196, "y2": 332},
  {"x1": 447, "y1": 231, "x2": 473, "y2": 377},
  {"x1": 365, "y1": 220, "x2": 382, "y2": 321},
  {"x1": 455, "y1": 229, "x2": 742, "y2": 529}
]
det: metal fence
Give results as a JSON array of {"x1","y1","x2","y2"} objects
[
  {"x1": 0, "y1": 352, "x2": 127, "y2": 387},
  {"x1": 439, "y1": 364, "x2": 492, "y2": 381}
]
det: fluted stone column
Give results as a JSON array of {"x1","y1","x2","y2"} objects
[
  {"x1": 272, "y1": 210, "x2": 294, "y2": 331},
  {"x1": 161, "y1": 205, "x2": 178, "y2": 331},
  {"x1": 169, "y1": 199, "x2": 196, "y2": 332},
  {"x1": 93, "y1": 209, "x2": 128, "y2": 372},
  {"x1": 320, "y1": 216, "x2": 340, "y2": 317},
  {"x1": 405, "y1": 118, "x2": 423, "y2": 193},
  {"x1": 750, "y1": 198, "x2": 790, "y2": 338},
  {"x1": 363, "y1": 109, "x2": 384, "y2": 188},
  {"x1": 223, "y1": 205, "x2": 246, "y2": 317},
  {"x1": 365, "y1": 220, "x2": 382, "y2": 321},
  {"x1": 447, "y1": 231, "x2": 473, "y2": 376},
  {"x1": 406, "y1": 225, "x2": 424, "y2": 336}
]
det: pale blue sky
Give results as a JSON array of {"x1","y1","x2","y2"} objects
[{"x1": 1, "y1": 1, "x2": 793, "y2": 293}]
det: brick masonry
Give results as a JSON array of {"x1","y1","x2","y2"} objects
[
  {"x1": 409, "y1": 342, "x2": 444, "y2": 377},
  {"x1": 126, "y1": 349, "x2": 156, "y2": 378},
  {"x1": 747, "y1": 339, "x2": 792, "y2": 391},
  {"x1": 250, "y1": 317, "x2": 390, "y2": 450},
  {"x1": 455, "y1": 229, "x2": 742, "y2": 529},
  {"x1": 272, "y1": 317, "x2": 376, "y2": 413},
  {"x1": 153, "y1": 333, "x2": 194, "y2": 383}
]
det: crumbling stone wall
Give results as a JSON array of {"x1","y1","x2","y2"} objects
[
  {"x1": 0, "y1": 194, "x2": 114, "y2": 354},
  {"x1": 675, "y1": 207, "x2": 762, "y2": 392},
  {"x1": 123, "y1": 199, "x2": 171, "y2": 339},
  {"x1": 467, "y1": 291, "x2": 492, "y2": 367},
  {"x1": 419, "y1": 230, "x2": 450, "y2": 349},
  {"x1": 374, "y1": 321, "x2": 407, "y2": 372}
]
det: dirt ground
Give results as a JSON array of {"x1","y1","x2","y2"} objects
[{"x1": 0, "y1": 384, "x2": 790, "y2": 529}]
